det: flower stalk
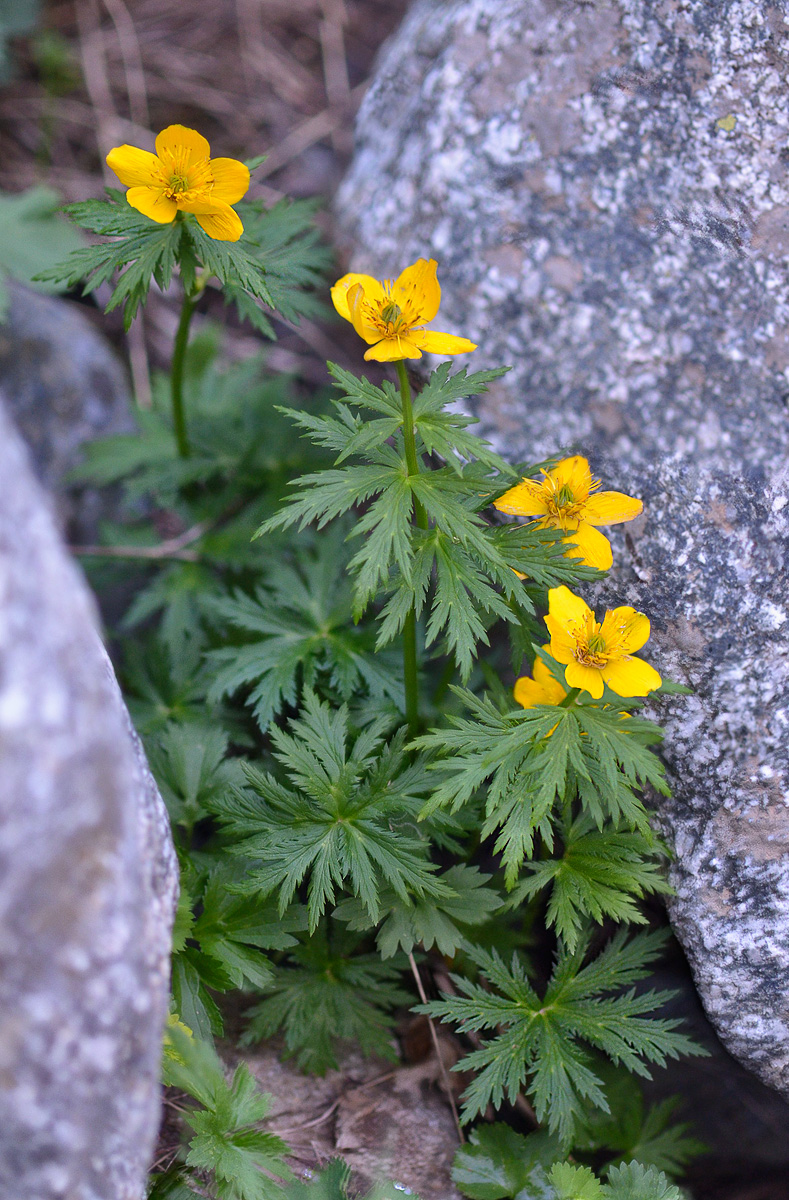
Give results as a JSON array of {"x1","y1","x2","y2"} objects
[
  {"x1": 396, "y1": 360, "x2": 427, "y2": 736},
  {"x1": 170, "y1": 287, "x2": 197, "y2": 458}
]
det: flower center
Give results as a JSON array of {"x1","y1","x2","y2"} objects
[
  {"x1": 572, "y1": 620, "x2": 611, "y2": 668},
  {"x1": 380, "y1": 300, "x2": 402, "y2": 324},
  {"x1": 168, "y1": 172, "x2": 190, "y2": 195}
]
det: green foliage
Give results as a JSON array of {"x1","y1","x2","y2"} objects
[
  {"x1": 508, "y1": 813, "x2": 671, "y2": 952},
  {"x1": 258, "y1": 363, "x2": 594, "y2": 678},
  {"x1": 149, "y1": 723, "x2": 245, "y2": 839},
  {"x1": 56, "y1": 161, "x2": 702, "y2": 1196},
  {"x1": 452, "y1": 1124, "x2": 564, "y2": 1199},
  {"x1": 415, "y1": 684, "x2": 669, "y2": 885},
  {"x1": 420, "y1": 930, "x2": 703, "y2": 1141},
  {"x1": 37, "y1": 192, "x2": 325, "y2": 329},
  {"x1": 335, "y1": 864, "x2": 503, "y2": 959},
  {"x1": 241, "y1": 925, "x2": 411, "y2": 1073},
  {"x1": 153, "y1": 1019, "x2": 292, "y2": 1200},
  {"x1": 171, "y1": 861, "x2": 305, "y2": 1040},
  {"x1": 574, "y1": 1063, "x2": 705, "y2": 1178},
  {"x1": 0, "y1": 186, "x2": 84, "y2": 318},
  {"x1": 210, "y1": 692, "x2": 448, "y2": 931},
  {"x1": 451, "y1": 1124, "x2": 685, "y2": 1200},
  {"x1": 283, "y1": 1159, "x2": 421, "y2": 1200},
  {"x1": 205, "y1": 530, "x2": 403, "y2": 731}
]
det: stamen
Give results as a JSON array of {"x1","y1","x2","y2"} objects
[{"x1": 380, "y1": 300, "x2": 402, "y2": 324}]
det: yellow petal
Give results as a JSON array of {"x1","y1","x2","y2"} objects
[
  {"x1": 364, "y1": 335, "x2": 423, "y2": 361},
  {"x1": 547, "y1": 585, "x2": 593, "y2": 630},
  {"x1": 582, "y1": 490, "x2": 643, "y2": 526},
  {"x1": 549, "y1": 455, "x2": 593, "y2": 502},
  {"x1": 563, "y1": 522, "x2": 613, "y2": 570},
  {"x1": 348, "y1": 283, "x2": 383, "y2": 344},
  {"x1": 193, "y1": 204, "x2": 244, "y2": 241},
  {"x1": 493, "y1": 478, "x2": 550, "y2": 517},
  {"x1": 155, "y1": 124, "x2": 211, "y2": 165},
  {"x1": 514, "y1": 676, "x2": 551, "y2": 708},
  {"x1": 532, "y1": 656, "x2": 567, "y2": 698},
  {"x1": 565, "y1": 660, "x2": 605, "y2": 699},
  {"x1": 543, "y1": 621, "x2": 576, "y2": 665},
  {"x1": 106, "y1": 144, "x2": 161, "y2": 187},
  {"x1": 392, "y1": 257, "x2": 441, "y2": 322},
  {"x1": 411, "y1": 330, "x2": 477, "y2": 356},
  {"x1": 331, "y1": 273, "x2": 386, "y2": 321},
  {"x1": 209, "y1": 157, "x2": 250, "y2": 204},
  {"x1": 601, "y1": 607, "x2": 650, "y2": 654},
  {"x1": 602, "y1": 655, "x2": 661, "y2": 697},
  {"x1": 125, "y1": 186, "x2": 178, "y2": 224}
]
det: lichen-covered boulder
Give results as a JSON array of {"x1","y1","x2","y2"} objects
[
  {"x1": 0, "y1": 282, "x2": 133, "y2": 540},
  {"x1": 337, "y1": 0, "x2": 789, "y2": 1098},
  {"x1": 0, "y1": 396, "x2": 178, "y2": 1199}
]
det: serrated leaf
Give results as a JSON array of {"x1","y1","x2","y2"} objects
[
  {"x1": 242, "y1": 925, "x2": 410, "y2": 1074},
  {"x1": 210, "y1": 692, "x2": 447, "y2": 930},
  {"x1": 452, "y1": 1125, "x2": 563, "y2": 1199},
  {"x1": 602, "y1": 1163, "x2": 682, "y2": 1200},
  {"x1": 421, "y1": 930, "x2": 705, "y2": 1142}
]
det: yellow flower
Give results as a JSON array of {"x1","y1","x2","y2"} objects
[
  {"x1": 331, "y1": 257, "x2": 477, "y2": 362},
  {"x1": 494, "y1": 455, "x2": 642, "y2": 571},
  {"x1": 514, "y1": 646, "x2": 568, "y2": 709},
  {"x1": 106, "y1": 124, "x2": 250, "y2": 242},
  {"x1": 545, "y1": 585, "x2": 661, "y2": 700}
]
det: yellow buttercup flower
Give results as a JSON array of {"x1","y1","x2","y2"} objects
[
  {"x1": 106, "y1": 125, "x2": 250, "y2": 242},
  {"x1": 331, "y1": 258, "x2": 477, "y2": 362},
  {"x1": 494, "y1": 455, "x2": 642, "y2": 571},
  {"x1": 545, "y1": 585, "x2": 661, "y2": 700},
  {"x1": 514, "y1": 647, "x2": 568, "y2": 709}
]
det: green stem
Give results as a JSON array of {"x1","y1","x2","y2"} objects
[
  {"x1": 396, "y1": 360, "x2": 427, "y2": 737},
  {"x1": 396, "y1": 360, "x2": 428, "y2": 531},
  {"x1": 403, "y1": 609, "x2": 420, "y2": 737},
  {"x1": 171, "y1": 289, "x2": 197, "y2": 458},
  {"x1": 558, "y1": 687, "x2": 581, "y2": 708}
]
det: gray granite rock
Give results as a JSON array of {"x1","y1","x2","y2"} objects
[
  {"x1": 0, "y1": 282, "x2": 133, "y2": 540},
  {"x1": 337, "y1": 0, "x2": 789, "y2": 1098},
  {"x1": 0, "y1": 396, "x2": 178, "y2": 1199}
]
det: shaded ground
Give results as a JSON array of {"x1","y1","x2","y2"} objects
[{"x1": 0, "y1": 0, "x2": 405, "y2": 393}]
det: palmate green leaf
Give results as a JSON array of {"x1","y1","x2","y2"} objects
[
  {"x1": 230, "y1": 196, "x2": 329, "y2": 325},
  {"x1": 510, "y1": 814, "x2": 671, "y2": 952},
  {"x1": 412, "y1": 363, "x2": 515, "y2": 473},
  {"x1": 603, "y1": 1163, "x2": 683, "y2": 1200},
  {"x1": 191, "y1": 867, "x2": 307, "y2": 993},
  {"x1": 36, "y1": 195, "x2": 184, "y2": 328},
  {"x1": 38, "y1": 193, "x2": 324, "y2": 330},
  {"x1": 204, "y1": 531, "x2": 403, "y2": 731},
  {"x1": 335, "y1": 864, "x2": 502, "y2": 958},
  {"x1": 163, "y1": 1023, "x2": 292, "y2": 1200},
  {"x1": 209, "y1": 692, "x2": 447, "y2": 930},
  {"x1": 436, "y1": 1126, "x2": 683, "y2": 1200},
  {"x1": 574, "y1": 1062, "x2": 704, "y2": 1179},
  {"x1": 242, "y1": 926, "x2": 410, "y2": 1073},
  {"x1": 171, "y1": 859, "x2": 306, "y2": 1034},
  {"x1": 147, "y1": 723, "x2": 245, "y2": 834},
  {"x1": 147, "y1": 1169, "x2": 200, "y2": 1199},
  {"x1": 415, "y1": 689, "x2": 667, "y2": 883},
  {"x1": 452, "y1": 1125, "x2": 564, "y2": 1199},
  {"x1": 171, "y1": 953, "x2": 225, "y2": 1041},
  {"x1": 420, "y1": 929, "x2": 703, "y2": 1142}
]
